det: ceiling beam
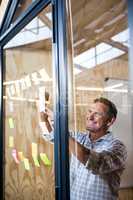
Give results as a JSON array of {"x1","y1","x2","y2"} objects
[
  {"x1": 74, "y1": 15, "x2": 127, "y2": 56},
  {"x1": 103, "y1": 38, "x2": 128, "y2": 53},
  {"x1": 73, "y1": 0, "x2": 127, "y2": 43},
  {"x1": 38, "y1": 12, "x2": 52, "y2": 29}
]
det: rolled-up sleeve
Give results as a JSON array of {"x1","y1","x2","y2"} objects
[
  {"x1": 85, "y1": 140, "x2": 127, "y2": 175},
  {"x1": 42, "y1": 131, "x2": 54, "y2": 143}
]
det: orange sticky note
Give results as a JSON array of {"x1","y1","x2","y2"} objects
[
  {"x1": 9, "y1": 136, "x2": 14, "y2": 147},
  {"x1": 18, "y1": 152, "x2": 24, "y2": 161}
]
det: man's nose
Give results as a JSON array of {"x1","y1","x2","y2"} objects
[{"x1": 87, "y1": 112, "x2": 94, "y2": 119}]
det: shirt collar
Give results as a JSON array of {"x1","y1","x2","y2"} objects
[{"x1": 86, "y1": 131, "x2": 113, "y2": 143}]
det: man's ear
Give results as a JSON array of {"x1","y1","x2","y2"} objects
[{"x1": 107, "y1": 117, "x2": 116, "y2": 127}]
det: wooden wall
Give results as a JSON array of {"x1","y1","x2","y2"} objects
[
  {"x1": 4, "y1": 48, "x2": 54, "y2": 200},
  {"x1": 119, "y1": 188, "x2": 133, "y2": 200}
]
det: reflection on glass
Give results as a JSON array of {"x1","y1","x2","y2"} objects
[
  {"x1": 11, "y1": 0, "x2": 38, "y2": 24},
  {"x1": 69, "y1": 0, "x2": 132, "y2": 199},
  {"x1": 0, "y1": 0, "x2": 10, "y2": 24},
  {"x1": 4, "y1": 4, "x2": 55, "y2": 200}
]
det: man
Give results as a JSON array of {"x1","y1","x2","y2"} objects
[{"x1": 41, "y1": 97, "x2": 127, "y2": 200}]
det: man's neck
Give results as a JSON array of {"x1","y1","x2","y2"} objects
[{"x1": 89, "y1": 130, "x2": 107, "y2": 142}]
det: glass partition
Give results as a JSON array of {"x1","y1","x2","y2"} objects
[
  {"x1": 0, "y1": 0, "x2": 9, "y2": 24},
  {"x1": 0, "y1": 0, "x2": 38, "y2": 26},
  {"x1": 3, "y1": 4, "x2": 55, "y2": 200},
  {"x1": 69, "y1": 0, "x2": 133, "y2": 199}
]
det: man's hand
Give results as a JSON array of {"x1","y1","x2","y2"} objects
[
  {"x1": 40, "y1": 111, "x2": 49, "y2": 122},
  {"x1": 40, "y1": 110, "x2": 53, "y2": 133},
  {"x1": 69, "y1": 137, "x2": 90, "y2": 165}
]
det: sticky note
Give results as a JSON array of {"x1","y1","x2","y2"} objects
[
  {"x1": 25, "y1": 75, "x2": 31, "y2": 88},
  {"x1": 15, "y1": 81, "x2": 20, "y2": 96},
  {"x1": 31, "y1": 143, "x2": 37, "y2": 158},
  {"x1": 6, "y1": 87, "x2": 11, "y2": 98},
  {"x1": 12, "y1": 149, "x2": 19, "y2": 164},
  {"x1": 18, "y1": 152, "x2": 24, "y2": 161},
  {"x1": 9, "y1": 136, "x2": 14, "y2": 147},
  {"x1": 10, "y1": 85, "x2": 15, "y2": 96},
  {"x1": 40, "y1": 153, "x2": 51, "y2": 166},
  {"x1": 33, "y1": 156, "x2": 40, "y2": 167},
  {"x1": 20, "y1": 79, "x2": 26, "y2": 90},
  {"x1": 9, "y1": 101, "x2": 14, "y2": 112},
  {"x1": 38, "y1": 87, "x2": 45, "y2": 112},
  {"x1": 9, "y1": 117, "x2": 14, "y2": 129},
  {"x1": 31, "y1": 72, "x2": 39, "y2": 85},
  {"x1": 23, "y1": 158, "x2": 30, "y2": 170}
]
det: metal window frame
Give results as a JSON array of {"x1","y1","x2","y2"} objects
[
  {"x1": 0, "y1": 45, "x2": 4, "y2": 200},
  {"x1": 53, "y1": 0, "x2": 70, "y2": 199},
  {"x1": 0, "y1": 0, "x2": 21, "y2": 36},
  {"x1": 0, "y1": 0, "x2": 70, "y2": 199}
]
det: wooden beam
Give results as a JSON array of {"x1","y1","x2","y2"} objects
[
  {"x1": 73, "y1": 0, "x2": 127, "y2": 44},
  {"x1": 103, "y1": 38, "x2": 128, "y2": 53},
  {"x1": 38, "y1": 12, "x2": 52, "y2": 29},
  {"x1": 72, "y1": 0, "x2": 125, "y2": 34},
  {"x1": 74, "y1": 16, "x2": 127, "y2": 56}
]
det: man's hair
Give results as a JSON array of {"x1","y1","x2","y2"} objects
[{"x1": 94, "y1": 97, "x2": 117, "y2": 119}]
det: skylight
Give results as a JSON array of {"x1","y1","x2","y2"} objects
[
  {"x1": 97, "y1": 47, "x2": 124, "y2": 65},
  {"x1": 74, "y1": 48, "x2": 95, "y2": 64},
  {"x1": 73, "y1": 42, "x2": 125, "y2": 69},
  {"x1": 4, "y1": 17, "x2": 52, "y2": 49},
  {"x1": 45, "y1": 12, "x2": 52, "y2": 21},
  {"x1": 74, "y1": 68, "x2": 82, "y2": 75},
  {"x1": 96, "y1": 43, "x2": 111, "y2": 54},
  {"x1": 112, "y1": 29, "x2": 129, "y2": 47}
]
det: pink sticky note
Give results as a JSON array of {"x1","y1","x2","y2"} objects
[{"x1": 12, "y1": 149, "x2": 19, "y2": 164}]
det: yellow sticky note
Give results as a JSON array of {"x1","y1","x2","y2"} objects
[
  {"x1": 40, "y1": 153, "x2": 51, "y2": 166},
  {"x1": 9, "y1": 136, "x2": 14, "y2": 147},
  {"x1": 9, "y1": 118, "x2": 14, "y2": 129},
  {"x1": 18, "y1": 152, "x2": 24, "y2": 161},
  {"x1": 31, "y1": 143, "x2": 37, "y2": 157},
  {"x1": 33, "y1": 156, "x2": 40, "y2": 167},
  {"x1": 23, "y1": 158, "x2": 30, "y2": 170}
]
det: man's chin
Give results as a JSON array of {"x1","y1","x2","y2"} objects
[{"x1": 86, "y1": 126, "x2": 98, "y2": 133}]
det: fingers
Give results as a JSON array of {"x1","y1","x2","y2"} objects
[{"x1": 40, "y1": 111, "x2": 49, "y2": 122}]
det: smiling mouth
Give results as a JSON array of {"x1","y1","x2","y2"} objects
[{"x1": 87, "y1": 120, "x2": 96, "y2": 125}]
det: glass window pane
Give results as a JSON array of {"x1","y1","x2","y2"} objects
[
  {"x1": 4, "y1": 4, "x2": 55, "y2": 200},
  {"x1": 69, "y1": 0, "x2": 132, "y2": 199},
  {"x1": 12, "y1": 0, "x2": 37, "y2": 23},
  {"x1": 0, "y1": 0, "x2": 9, "y2": 23}
]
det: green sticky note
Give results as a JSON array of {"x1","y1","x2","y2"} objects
[
  {"x1": 9, "y1": 118, "x2": 14, "y2": 129},
  {"x1": 33, "y1": 156, "x2": 40, "y2": 167},
  {"x1": 40, "y1": 153, "x2": 51, "y2": 166}
]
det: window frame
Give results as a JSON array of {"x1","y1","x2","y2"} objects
[{"x1": 0, "y1": 0, "x2": 70, "y2": 199}]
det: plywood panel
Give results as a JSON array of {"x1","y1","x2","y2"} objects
[
  {"x1": 119, "y1": 188, "x2": 133, "y2": 200},
  {"x1": 4, "y1": 48, "x2": 55, "y2": 200}
]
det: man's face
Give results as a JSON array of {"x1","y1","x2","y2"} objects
[{"x1": 86, "y1": 102, "x2": 111, "y2": 133}]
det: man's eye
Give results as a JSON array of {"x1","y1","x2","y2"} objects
[
  {"x1": 88, "y1": 110, "x2": 92, "y2": 114},
  {"x1": 94, "y1": 112, "x2": 100, "y2": 117}
]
